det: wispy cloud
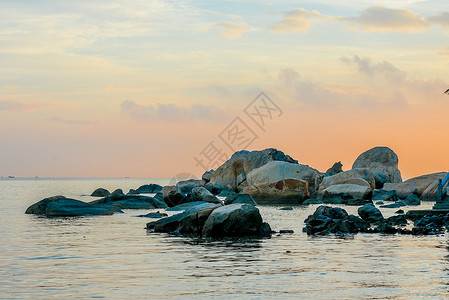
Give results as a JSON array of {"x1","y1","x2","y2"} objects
[
  {"x1": 49, "y1": 116, "x2": 101, "y2": 125},
  {"x1": 428, "y1": 12, "x2": 449, "y2": 28},
  {"x1": 271, "y1": 8, "x2": 325, "y2": 33},
  {"x1": 121, "y1": 100, "x2": 230, "y2": 122},
  {"x1": 216, "y1": 21, "x2": 251, "y2": 39},
  {"x1": 341, "y1": 55, "x2": 406, "y2": 83},
  {"x1": 0, "y1": 101, "x2": 41, "y2": 112},
  {"x1": 341, "y1": 6, "x2": 429, "y2": 32}
]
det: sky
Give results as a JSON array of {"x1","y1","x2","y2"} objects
[{"x1": 0, "y1": 0, "x2": 448, "y2": 179}]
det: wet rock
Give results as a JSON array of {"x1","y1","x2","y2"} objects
[
  {"x1": 302, "y1": 198, "x2": 324, "y2": 205},
  {"x1": 358, "y1": 204, "x2": 384, "y2": 223},
  {"x1": 166, "y1": 201, "x2": 211, "y2": 211},
  {"x1": 376, "y1": 201, "x2": 384, "y2": 205},
  {"x1": 372, "y1": 189, "x2": 398, "y2": 202},
  {"x1": 147, "y1": 203, "x2": 221, "y2": 234},
  {"x1": 375, "y1": 223, "x2": 398, "y2": 234},
  {"x1": 26, "y1": 196, "x2": 118, "y2": 217},
  {"x1": 210, "y1": 148, "x2": 298, "y2": 192},
  {"x1": 224, "y1": 194, "x2": 257, "y2": 205},
  {"x1": 111, "y1": 189, "x2": 124, "y2": 196},
  {"x1": 352, "y1": 146, "x2": 402, "y2": 186},
  {"x1": 386, "y1": 215, "x2": 408, "y2": 226},
  {"x1": 202, "y1": 204, "x2": 271, "y2": 237},
  {"x1": 324, "y1": 161, "x2": 343, "y2": 177},
  {"x1": 380, "y1": 201, "x2": 406, "y2": 208},
  {"x1": 279, "y1": 230, "x2": 294, "y2": 234},
  {"x1": 127, "y1": 189, "x2": 138, "y2": 195},
  {"x1": 190, "y1": 187, "x2": 221, "y2": 204},
  {"x1": 135, "y1": 184, "x2": 163, "y2": 194},
  {"x1": 404, "y1": 194, "x2": 421, "y2": 206},
  {"x1": 136, "y1": 211, "x2": 168, "y2": 218},
  {"x1": 90, "y1": 194, "x2": 167, "y2": 209},
  {"x1": 91, "y1": 188, "x2": 110, "y2": 197}
]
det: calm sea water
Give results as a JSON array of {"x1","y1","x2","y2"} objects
[{"x1": 1, "y1": 178, "x2": 449, "y2": 299}]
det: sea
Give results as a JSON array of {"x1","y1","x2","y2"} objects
[{"x1": 1, "y1": 177, "x2": 449, "y2": 299}]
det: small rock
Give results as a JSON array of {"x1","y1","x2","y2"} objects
[
  {"x1": 279, "y1": 206, "x2": 293, "y2": 210},
  {"x1": 279, "y1": 230, "x2": 294, "y2": 234},
  {"x1": 358, "y1": 204, "x2": 384, "y2": 223},
  {"x1": 91, "y1": 188, "x2": 110, "y2": 197}
]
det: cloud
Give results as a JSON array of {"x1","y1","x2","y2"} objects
[
  {"x1": 341, "y1": 55, "x2": 406, "y2": 83},
  {"x1": 439, "y1": 46, "x2": 449, "y2": 56},
  {"x1": 49, "y1": 116, "x2": 101, "y2": 125},
  {"x1": 216, "y1": 21, "x2": 251, "y2": 39},
  {"x1": 271, "y1": 8, "x2": 325, "y2": 33},
  {"x1": 0, "y1": 101, "x2": 40, "y2": 112},
  {"x1": 428, "y1": 12, "x2": 449, "y2": 28},
  {"x1": 121, "y1": 100, "x2": 230, "y2": 122},
  {"x1": 341, "y1": 6, "x2": 429, "y2": 32}
]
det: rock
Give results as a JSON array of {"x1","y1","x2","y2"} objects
[
  {"x1": 111, "y1": 189, "x2": 124, "y2": 196},
  {"x1": 243, "y1": 178, "x2": 309, "y2": 204},
  {"x1": 247, "y1": 161, "x2": 322, "y2": 194},
  {"x1": 202, "y1": 203, "x2": 271, "y2": 237},
  {"x1": 147, "y1": 203, "x2": 221, "y2": 234},
  {"x1": 166, "y1": 201, "x2": 211, "y2": 211},
  {"x1": 375, "y1": 223, "x2": 398, "y2": 234},
  {"x1": 90, "y1": 194, "x2": 167, "y2": 209},
  {"x1": 352, "y1": 146, "x2": 402, "y2": 187},
  {"x1": 303, "y1": 205, "x2": 368, "y2": 235},
  {"x1": 404, "y1": 194, "x2": 421, "y2": 206},
  {"x1": 136, "y1": 211, "x2": 168, "y2": 218},
  {"x1": 91, "y1": 188, "x2": 110, "y2": 197},
  {"x1": 410, "y1": 172, "x2": 449, "y2": 201},
  {"x1": 302, "y1": 198, "x2": 324, "y2": 205},
  {"x1": 386, "y1": 215, "x2": 408, "y2": 226},
  {"x1": 371, "y1": 170, "x2": 391, "y2": 189},
  {"x1": 202, "y1": 170, "x2": 214, "y2": 183},
  {"x1": 26, "y1": 196, "x2": 118, "y2": 217},
  {"x1": 380, "y1": 201, "x2": 405, "y2": 208},
  {"x1": 136, "y1": 184, "x2": 163, "y2": 194},
  {"x1": 162, "y1": 186, "x2": 187, "y2": 207},
  {"x1": 190, "y1": 187, "x2": 221, "y2": 204},
  {"x1": 376, "y1": 201, "x2": 384, "y2": 205},
  {"x1": 321, "y1": 184, "x2": 372, "y2": 204},
  {"x1": 372, "y1": 189, "x2": 398, "y2": 202},
  {"x1": 324, "y1": 161, "x2": 343, "y2": 177},
  {"x1": 395, "y1": 209, "x2": 404, "y2": 214},
  {"x1": 358, "y1": 204, "x2": 384, "y2": 223},
  {"x1": 127, "y1": 189, "x2": 138, "y2": 195},
  {"x1": 383, "y1": 182, "x2": 418, "y2": 199},
  {"x1": 279, "y1": 206, "x2": 293, "y2": 210},
  {"x1": 279, "y1": 230, "x2": 294, "y2": 234},
  {"x1": 237, "y1": 172, "x2": 247, "y2": 188},
  {"x1": 216, "y1": 189, "x2": 236, "y2": 198},
  {"x1": 210, "y1": 148, "x2": 298, "y2": 192},
  {"x1": 224, "y1": 194, "x2": 257, "y2": 205},
  {"x1": 318, "y1": 169, "x2": 376, "y2": 192},
  {"x1": 176, "y1": 179, "x2": 204, "y2": 194}
]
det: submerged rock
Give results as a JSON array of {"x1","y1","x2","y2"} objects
[
  {"x1": 136, "y1": 211, "x2": 168, "y2": 218},
  {"x1": 90, "y1": 194, "x2": 167, "y2": 209},
  {"x1": 166, "y1": 201, "x2": 213, "y2": 211}
]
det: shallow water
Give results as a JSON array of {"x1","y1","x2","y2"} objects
[{"x1": 1, "y1": 178, "x2": 449, "y2": 299}]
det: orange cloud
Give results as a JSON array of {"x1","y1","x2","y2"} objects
[{"x1": 216, "y1": 21, "x2": 251, "y2": 39}]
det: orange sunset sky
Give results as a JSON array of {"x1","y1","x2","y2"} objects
[{"x1": 1, "y1": 0, "x2": 448, "y2": 179}]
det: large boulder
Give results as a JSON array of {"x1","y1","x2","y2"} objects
[
  {"x1": 176, "y1": 179, "x2": 205, "y2": 194},
  {"x1": 318, "y1": 168, "x2": 376, "y2": 192},
  {"x1": 243, "y1": 178, "x2": 309, "y2": 204},
  {"x1": 202, "y1": 170, "x2": 214, "y2": 183},
  {"x1": 247, "y1": 161, "x2": 322, "y2": 193},
  {"x1": 26, "y1": 196, "x2": 118, "y2": 217},
  {"x1": 202, "y1": 203, "x2": 271, "y2": 237},
  {"x1": 321, "y1": 184, "x2": 372, "y2": 205},
  {"x1": 404, "y1": 172, "x2": 448, "y2": 201},
  {"x1": 209, "y1": 148, "x2": 297, "y2": 192},
  {"x1": 161, "y1": 185, "x2": 187, "y2": 207},
  {"x1": 383, "y1": 182, "x2": 418, "y2": 199},
  {"x1": 352, "y1": 146, "x2": 402, "y2": 187},
  {"x1": 91, "y1": 188, "x2": 110, "y2": 197},
  {"x1": 147, "y1": 203, "x2": 221, "y2": 234},
  {"x1": 90, "y1": 194, "x2": 167, "y2": 209}
]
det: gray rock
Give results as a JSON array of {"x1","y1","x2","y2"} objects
[
  {"x1": 210, "y1": 148, "x2": 298, "y2": 192},
  {"x1": 26, "y1": 196, "x2": 118, "y2": 217},
  {"x1": 302, "y1": 198, "x2": 324, "y2": 205},
  {"x1": 321, "y1": 184, "x2": 372, "y2": 204},
  {"x1": 383, "y1": 182, "x2": 418, "y2": 199},
  {"x1": 190, "y1": 187, "x2": 221, "y2": 204},
  {"x1": 224, "y1": 194, "x2": 257, "y2": 205},
  {"x1": 147, "y1": 203, "x2": 221, "y2": 234},
  {"x1": 202, "y1": 203, "x2": 271, "y2": 237},
  {"x1": 372, "y1": 189, "x2": 398, "y2": 202},
  {"x1": 318, "y1": 168, "x2": 376, "y2": 192},
  {"x1": 358, "y1": 204, "x2": 384, "y2": 223},
  {"x1": 166, "y1": 201, "x2": 212, "y2": 211},
  {"x1": 202, "y1": 170, "x2": 214, "y2": 183},
  {"x1": 176, "y1": 179, "x2": 204, "y2": 194},
  {"x1": 136, "y1": 211, "x2": 168, "y2": 218},
  {"x1": 162, "y1": 186, "x2": 186, "y2": 207},
  {"x1": 404, "y1": 194, "x2": 421, "y2": 206},
  {"x1": 136, "y1": 184, "x2": 163, "y2": 194},
  {"x1": 352, "y1": 146, "x2": 402, "y2": 185},
  {"x1": 324, "y1": 161, "x2": 343, "y2": 177},
  {"x1": 90, "y1": 194, "x2": 167, "y2": 209},
  {"x1": 111, "y1": 189, "x2": 124, "y2": 196},
  {"x1": 91, "y1": 188, "x2": 110, "y2": 197}
]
